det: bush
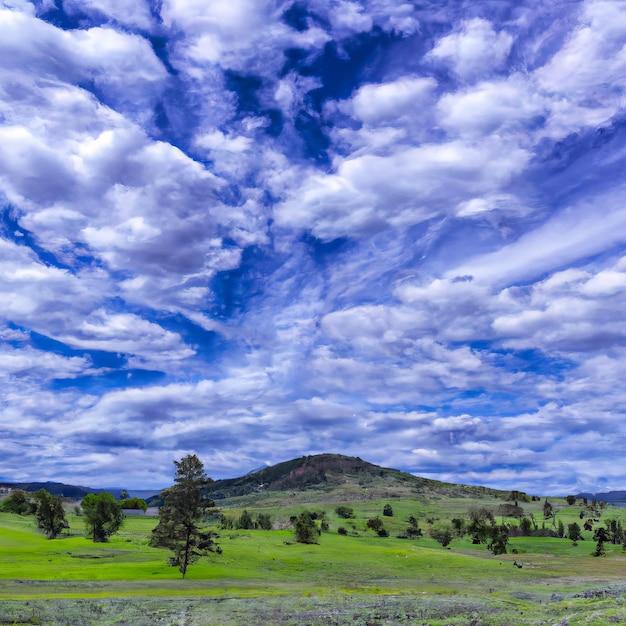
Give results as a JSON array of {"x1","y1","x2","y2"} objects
[
  {"x1": 429, "y1": 524, "x2": 454, "y2": 547},
  {"x1": 366, "y1": 517, "x2": 384, "y2": 532},
  {"x1": 337, "y1": 526, "x2": 348, "y2": 536},
  {"x1": 237, "y1": 510, "x2": 255, "y2": 530},
  {"x1": 335, "y1": 505, "x2": 355, "y2": 519},
  {"x1": 377, "y1": 528, "x2": 389, "y2": 537},
  {"x1": 294, "y1": 512, "x2": 319, "y2": 544},
  {"x1": 383, "y1": 504, "x2": 393, "y2": 517},
  {"x1": 566, "y1": 495, "x2": 577, "y2": 506},
  {"x1": 119, "y1": 497, "x2": 147, "y2": 511},
  {"x1": 256, "y1": 513, "x2": 272, "y2": 530},
  {"x1": 0, "y1": 490, "x2": 36, "y2": 515}
]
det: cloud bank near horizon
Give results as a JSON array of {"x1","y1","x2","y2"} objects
[{"x1": 1, "y1": 0, "x2": 625, "y2": 493}]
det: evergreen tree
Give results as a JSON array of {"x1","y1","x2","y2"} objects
[
  {"x1": 237, "y1": 510, "x2": 254, "y2": 529},
  {"x1": 33, "y1": 489, "x2": 68, "y2": 539},
  {"x1": 81, "y1": 493, "x2": 123, "y2": 542},
  {"x1": 593, "y1": 527, "x2": 609, "y2": 557},
  {"x1": 150, "y1": 454, "x2": 221, "y2": 577},
  {"x1": 294, "y1": 511, "x2": 319, "y2": 544}
]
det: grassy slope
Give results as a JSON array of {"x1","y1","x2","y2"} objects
[{"x1": 1, "y1": 494, "x2": 626, "y2": 624}]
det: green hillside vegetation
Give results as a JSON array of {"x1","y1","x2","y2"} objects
[
  {"x1": 158, "y1": 453, "x2": 510, "y2": 508},
  {"x1": 1, "y1": 454, "x2": 626, "y2": 625}
]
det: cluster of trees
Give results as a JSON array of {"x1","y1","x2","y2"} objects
[
  {"x1": 219, "y1": 510, "x2": 272, "y2": 530},
  {"x1": 0, "y1": 484, "x2": 148, "y2": 544}
]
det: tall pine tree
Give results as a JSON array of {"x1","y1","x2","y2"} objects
[{"x1": 150, "y1": 454, "x2": 221, "y2": 577}]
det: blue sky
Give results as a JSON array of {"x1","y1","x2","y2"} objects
[{"x1": 0, "y1": 0, "x2": 625, "y2": 492}]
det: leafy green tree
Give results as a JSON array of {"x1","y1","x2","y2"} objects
[
  {"x1": 335, "y1": 505, "x2": 354, "y2": 519},
  {"x1": 294, "y1": 512, "x2": 319, "y2": 544},
  {"x1": 237, "y1": 510, "x2": 254, "y2": 530},
  {"x1": 565, "y1": 495, "x2": 577, "y2": 506},
  {"x1": 429, "y1": 524, "x2": 453, "y2": 548},
  {"x1": 0, "y1": 490, "x2": 35, "y2": 515},
  {"x1": 557, "y1": 519, "x2": 565, "y2": 538},
  {"x1": 383, "y1": 504, "x2": 393, "y2": 517},
  {"x1": 119, "y1": 497, "x2": 147, "y2": 511},
  {"x1": 150, "y1": 454, "x2": 220, "y2": 577},
  {"x1": 81, "y1": 493, "x2": 123, "y2": 542},
  {"x1": 33, "y1": 490, "x2": 68, "y2": 539}
]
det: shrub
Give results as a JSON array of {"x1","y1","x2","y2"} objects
[
  {"x1": 256, "y1": 513, "x2": 272, "y2": 530},
  {"x1": 377, "y1": 528, "x2": 389, "y2": 537},
  {"x1": 119, "y1": 497, "x2": 147, "y2": 511},
  {"x1": 294, "y1": 512, "x2": 319, "y2": 544},
  {"x1": 237, "y1": 510, "x2": 255, "y2": 530},
  {"x1": 0, "y1": 490, "x2": 35, "y2": 515},
  {"x1": 366, "y1": 517, "x2": 384, "y2": 532},
  {"x1": 383, "y1": 504, "x2": 393, "y2": 517},
  {"x1": 337, "y1": 527, "x2": 348, "y2": 536},
  {"x1": 429, "y1": 524, "x2": 454, "y2": 548},
  {"x1": 335, "y1": 505, "x2": 355, "y2": 519},
  {"x1": 566, "y1": 495, "x2": 577, "y2": 506}
]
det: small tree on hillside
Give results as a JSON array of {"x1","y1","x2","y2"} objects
[
  {"x1": 567, "y1": 522, "x2": 583, "y2": 543},
  {"x1": 237, "y1": 510, "x2": 254, "y2": 530},
  {"x1": 256, "y1": 513, "x2": 272, "y2": 530},
  {"x1": 487, "y1": 524, "x2": 509, "y2": 555},
  {"x1": 335, "y1": 505, "x2": 354, "y2": 519},
  {"x1": 383, "y1": 504, "x2": 393, "y2": 517},
  {"x1": 294, "y1": 512, "x2": 319, "y2": 544},
  {"x1": 33, "y1": 489, "x2": 68, "y2": 539},
  {"x1": 557, "y1": 519, "x2": 565, "y2": 538},
  {"x1": 429, "y1": 524, "x2": 454, "y2": 548},
  {"x1": 565, "y1": 495, "x2": 577, "y2": 506},
  {"x1": 366, "y1": 517, "x2": 384, "y2": 532},
  {"x1": 592, "y1": 527, "x2": 609, "y2": 557},
  {"x1": 150, "y1": 454, "x2": 221, "y2": 577},
  {"x1": 543, "y1": 499, "x2": 553, "y2": 520},
  {"x1": 82, "y1": 493, "x2": 123, "y2": 542}
]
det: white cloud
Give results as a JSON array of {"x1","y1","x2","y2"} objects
[{"x1": 428, "y1": 18, "x2": 513, "y2": 81}]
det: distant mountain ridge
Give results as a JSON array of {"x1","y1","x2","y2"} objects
[
  {"x1": 0, "y1": 482, "x2": 160, "y2": 500},
  {"x1": 577, "y1": 490, "x2": 626, "y2": 504},
  {"x1": 0, "y1": 481, "x2": 101, "y2": 498}
]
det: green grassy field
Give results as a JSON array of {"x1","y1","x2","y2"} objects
[{"x1": 1, "y1": 495, "x2": 625, "y2": 624}]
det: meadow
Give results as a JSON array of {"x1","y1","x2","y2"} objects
[{"x1": 1, "y1": 494, "x2": 625, "y2": 624}]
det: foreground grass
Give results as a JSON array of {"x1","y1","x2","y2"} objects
[{"x1": 1, "y1": 497, "x2": 625, "y2": 624}]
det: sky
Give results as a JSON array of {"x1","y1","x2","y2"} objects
[{"x1": 0, "y1": 0, "x2": 625, "y2": 493}]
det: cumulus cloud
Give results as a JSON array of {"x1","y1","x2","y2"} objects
[
  {"x1": 1, "y1": 0, "x2": 626, "y2": 492},
  {"x1": 428, "y1": 18, "x2": 513, "y2": 81}
]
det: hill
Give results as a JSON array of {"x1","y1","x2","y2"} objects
[
  {"x1": 148, "y1": 453, "x2": 511, "y2": 506},
  {"x1": 577, "y1": 490, "x2": 626, "y2": 506},
  {"x1": 0, "y1": 481, "x2": 98, "y2": 499}
]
